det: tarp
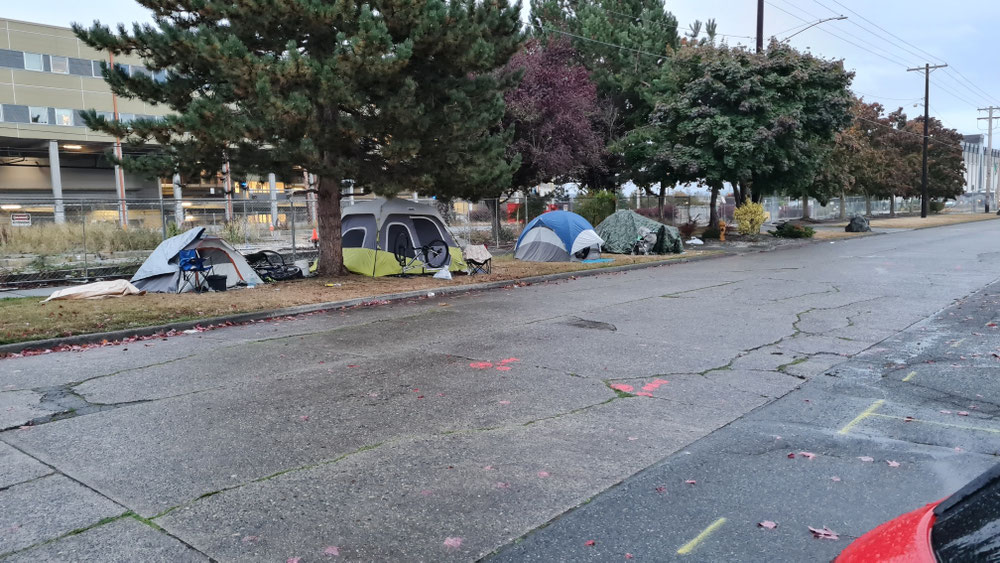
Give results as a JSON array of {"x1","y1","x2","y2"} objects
[
  {"x1": 341, "y1": 197, "x2": 466, "y2": 276},
  {"x1": 131, "y1": 228, "x2": 264, "y2": 292},
  {"x1": 515, "y1": 211, "x2": 604, "y2": 262},
  {"x1": 43, "y1": 279, "x2": 145, "y2": 302},
  {"x1": 595, "y1": 210, "x2": 684, "y2": 254}
]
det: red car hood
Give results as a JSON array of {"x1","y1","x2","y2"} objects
[{"x1": 836, "y1": 501, "x2": 941, "y2": 563}]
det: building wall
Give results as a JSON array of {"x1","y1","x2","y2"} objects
[
  {"x1": 0, "y1": 155, "x2": 159, "y2": 199},
  {"x1": 0, "y1": 18, "x2": 168, "y2": 143},
  {"x1": 961, "y1": 136, "x2": 999, "y2": 196}
]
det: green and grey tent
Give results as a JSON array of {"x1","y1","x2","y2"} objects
[
  {"x1": 341, "y1": 198, "x2": 466, "y2": 277},
  {"x1": 594, "y1": 210, "x2": 683, "y2": 254}
]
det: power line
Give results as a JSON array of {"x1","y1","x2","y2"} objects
[
  {"x1": 589, "y1": 5, "x2": 753, "y2": 40},
  {"x1": 816, "y1": 0, "x2": 1000, "y2": 108},
  {"x1": 763, "y1": 1, "x2": 912, "y2": 68}
]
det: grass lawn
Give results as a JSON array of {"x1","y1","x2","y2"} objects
[
  {"x1": 829, "y1": 213, "x2": 1000, "y2": 230},
  {"x1": 0, "y1": 251, "x2": 715, "y2": 346}
]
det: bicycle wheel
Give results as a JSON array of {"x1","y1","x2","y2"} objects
[
  {"x1": 422, "y1": 239, "x2": 450, "y2": 269},
  {"x1": 393, "y1": 231, "x2": 411, "y2": 267}
]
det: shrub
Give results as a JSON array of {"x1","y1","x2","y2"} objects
[
  {"x1": 769, "y1": 222, "x2": 815, "y2": 239},
  {"x1": 635, "y1": 205, "x2": 675, "y2": 221},
  {"x1": 733, "y1": 201, "x2": 766, "y2": 236},
  {"x1": 701, "y1": 225, "x2": 721, "y2": 240},
  {"x1": 575, "y1": 191, "x2": 618, "y2": 226},
  {"x1": 929, "y1": 200, "x2": 946, "y2": 214},
  {"x1": 468, "y1": 207, "x2": 493, "y2": 223},
  {"x1": 678, "y1": 219, "x2": 698, "y2": 239}
]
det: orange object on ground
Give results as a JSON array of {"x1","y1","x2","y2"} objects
[{"x1": 310, "y1": 228, "x2": 319, "y2": 242}]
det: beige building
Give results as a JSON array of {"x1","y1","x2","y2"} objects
[{"x1": 0, "y1": 18, "x2": 206, "y2": 226}]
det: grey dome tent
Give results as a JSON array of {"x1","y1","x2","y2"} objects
[
  {"x1": 131, "y1": 228, "x2": 264, "y2": 292},
  {"x1": 594, "y1": 210, "x2": 684, "y2": 254}
]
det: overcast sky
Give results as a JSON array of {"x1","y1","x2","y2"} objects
[{"x1": 9, "y1": 0, "x2": 1000, "y2": 137}]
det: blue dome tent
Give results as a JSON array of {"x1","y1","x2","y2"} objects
[{"x1": 514, "y1": 211, "x2": 604, "y2": 262}]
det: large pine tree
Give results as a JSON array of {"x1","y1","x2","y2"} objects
[{"x1": 75, "y1": 0, "x2": 523, "y2": 275}]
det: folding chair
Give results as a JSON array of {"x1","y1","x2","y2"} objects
[
  {"x1": 463, "y1": 244, "x2": 493, "y2": 275},
  {"x1": 178, "y1": 248, "x2": 213, "y2": 293}
]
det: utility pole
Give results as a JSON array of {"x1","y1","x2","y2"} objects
[
  {"x1": 907, "y1": 63, "x2": 947, "y2": 218},
  {"x1": 756, "y1": 0, "x2": 764, "y2": 53},
  {"x1": 978, "y1": 107, "x2": 1000, "y2": 214}
]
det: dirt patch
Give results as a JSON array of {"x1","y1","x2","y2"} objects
[{"x1": 0, "y1": 252, "x2": 714, "y2": 345}]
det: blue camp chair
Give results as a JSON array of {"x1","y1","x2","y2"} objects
[{"x1": 178, "y1": 248, "x2": 212, "y2": 293}]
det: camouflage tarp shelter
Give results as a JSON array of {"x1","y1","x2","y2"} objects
[{"x1": 594, "y1": 210, "x2": 684, "y2": 254}]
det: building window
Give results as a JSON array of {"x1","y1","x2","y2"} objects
[
  {"x1": 50, "y1": 55, "x2": 69, "y2": 74},
  {"x1": 118, "y1": 113, "x2": 135, "y2": 123},
  {"x1": 92, "y1": 60, "x2": 103, "y2": 77},
  {"x1": 54, "y1": 108, "x2": 73, "y2": 126},
  {"x1": 28, "y1": 106, "x2": 48, "y2": 124},
  {"x1": 23, "y1": 52, "x2": 43, "y2": 72},
  {"x1": 152, "y1": 69, "x2": 167, "y2": 83}
]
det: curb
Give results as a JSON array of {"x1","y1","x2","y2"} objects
[{"x1": 0, "y1": 252, "x2": 726, "y2": 356}]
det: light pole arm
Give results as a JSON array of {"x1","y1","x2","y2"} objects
[{"x1": 784, "y1": 16, "x2": 848, "y2": 41}]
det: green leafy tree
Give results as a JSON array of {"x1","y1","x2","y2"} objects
[
  {"x1": 75, "y1": 0, "x2": 522, "y2": 275},
  {"x1": 628, "y1": 41, "x2": 852, "y2": 228},
  {"x1": 530, "y1": 0, "x2": 681, "y2": 192}
]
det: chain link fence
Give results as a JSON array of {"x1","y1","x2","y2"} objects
[{"x1": 1, "y1": 192, "x2": 989, "y2": 285}]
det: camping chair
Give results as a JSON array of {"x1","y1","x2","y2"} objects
[
  {"x1": 463, "y1": 244, "x2": 492, "y2": 275},
  {"x1": 178, "y1": 248, "x2": 213, "y2": 293}
]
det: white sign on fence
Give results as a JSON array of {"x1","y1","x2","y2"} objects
[{"x1": 10, "y1": 212, "x2": 30, "y2": 226}]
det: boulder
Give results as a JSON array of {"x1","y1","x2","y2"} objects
[{"x1": 846, "y1": 215, "x2": 871, "y2": 233}]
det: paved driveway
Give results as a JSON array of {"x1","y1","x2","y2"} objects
[{"x1": 2, "y1": 220, "x2": 1000, "y2": 561}]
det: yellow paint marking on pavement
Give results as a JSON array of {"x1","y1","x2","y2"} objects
[
  {"x1": 950, "y1": 338, "x2": 966, "y2": 348},
  {"x1": 869, "y1": 413, "x2": 1000, "y2": 434},
  {"x1": 902, "y1": 371, "x2": 917, "y2": 382},
  {"x1": 838, "y1": 400, "x2": 885, "y2": 435},
  {"x1": 677, "y1": 517, "x2": 727, "y2": 555}
]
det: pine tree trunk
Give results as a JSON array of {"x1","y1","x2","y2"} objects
[
  {"x1": 865, "y1": 194, "x2": 872, "y2": 216},
  {"x1": 801, "y1": 194, "x2": 810, "y2": 220},
  {"x1": 889, "y1": 195, "x2": 896, "y2": 217},
  {"x1": 315, "y1": 174, "x2": 345, "y2": 276},
  {"x1": 709, "y1": 187, "x2": 720, "y2": 228},
  {"x1": 658, "y1": 185, "x2": 665, "y2": 219},
  {"x1": 839, "y1": 190, "x2": 846, "y2": 220}
]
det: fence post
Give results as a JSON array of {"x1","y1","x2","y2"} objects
[
  {"x1": 242, "y1": 198, "x2": 249, "y2": 248},
  {"x1": 290, "y1": 197, "x2": 297, "y2": 262},
  {"x1": 159, "y1": 197, "x2": 166, "y2": 240},
  {"x1": 81, "y1": 201, "x2": 89, "y2": 281}
]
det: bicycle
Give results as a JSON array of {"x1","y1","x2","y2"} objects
[{"x1": 392, "y1": 232, "x2": 450, "y2": 275}]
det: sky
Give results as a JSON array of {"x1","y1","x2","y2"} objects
[{"x1": 9, "y1": 0, "x2": 1000, "y2": 138}]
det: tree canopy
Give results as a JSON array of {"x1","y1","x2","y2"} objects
[
  {"x1": 75, "y1": 0, "x2": 522, "y2": 274},
  {"x1": 626, "y1": 40, "x2": 853, "y2": 227}
]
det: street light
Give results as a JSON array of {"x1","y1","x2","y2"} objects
[{"x1": 783, "y1": 16, "x2": 848, "y2": 41}]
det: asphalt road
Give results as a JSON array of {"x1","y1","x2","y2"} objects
[{"x1": 2, "y1": 219, "x2": 1000, "y2": 562}]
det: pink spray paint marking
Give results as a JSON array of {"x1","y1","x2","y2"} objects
[{"x1": 610, "y1": 383, "x2": 634, "y2": 393}]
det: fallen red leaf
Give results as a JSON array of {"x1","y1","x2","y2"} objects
[
  {"x1": 887, "y1": 460, "x2": 900, "y2": 468},
  {"x1": 958, "y1": 411, "x2": 970, "y2": 416},
  {"x1": 940, "y1": 410, "x2": 953, "y2": 414},
  {"x1": 585, "y1": 540, "x2": 596, "y2": 546},
  {"x1": 538, "y1": 471, "x2": 550, "y2": 478},
  {"x1": 655, "y1": 486, "x2": 667, "y2": 494},
  {"x1": 758, "y1": 521, "x2": 778, "y2": 529},
  {"x1": 685, "y1": 480, "x2": 697, "y2": 485},
  {"x1": 443, "y1": 537, "x2": 463, "y2": 549},
  {"x1": 903, "y1": 416, "x2": 915, "y2": 422},
  {"x1": 324, "y1": 545, "x2": 340, "y2": 556},
  {"x1": 799, "y1": 452, "x2": 816, "y2": 460},
  {"x1": 625, "y1": 554, "x2": 634, "y2": 560},
  {"x1": 858, "y1": 456, "x2": 874, "y2": 462},
  {"x1": 809, "y1": 526, "x2": 839, "y2": 540},
  {"x1": 787, "y1": 453, "x2": 796, "y2": 459},
  {"x1": 831, "y1": 476, "x2": 841, "y2": 482}
]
